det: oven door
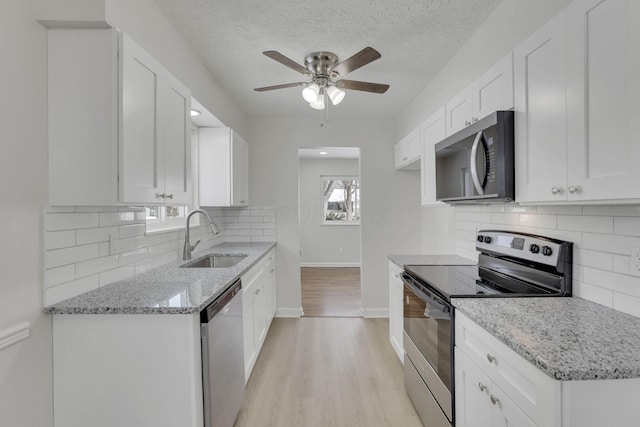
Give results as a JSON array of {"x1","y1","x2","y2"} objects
[{"x1": 402, "y1": 272, "x2": 454, "y2": 424}]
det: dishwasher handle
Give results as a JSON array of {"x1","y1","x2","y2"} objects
[{"x1": 200, "y1": 278, "x2": 242, "y2": 323}]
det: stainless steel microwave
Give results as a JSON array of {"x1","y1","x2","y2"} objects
[{"x1": 435, "y1": 110, "x2": 514, "y2": 204}]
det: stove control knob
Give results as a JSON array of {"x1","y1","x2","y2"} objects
[
  {"x1": 483, "y1": 236, "x2": 492, "y2": 244},
  {"x1": 477, "y1": 235, "x2": 484, "y2": 242},
  {"x1": 542, "y1": 246, "x2": 553, "y2": 256},
  {"x1": 529, "y1": 244, "x2": 540, "y2": 254}
]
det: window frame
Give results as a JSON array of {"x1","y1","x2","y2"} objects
[{"x1": 321, "y1": 175, "x2": 361, "y2": 226}]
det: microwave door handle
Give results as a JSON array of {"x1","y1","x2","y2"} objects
[{"x1": 470, "y1": 130, "x2": 485, "y2": 196}]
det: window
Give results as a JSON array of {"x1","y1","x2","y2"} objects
[
  {"x1": 145, "y1": 205, "x2": 195, "y2": 233},
  {"x1": 322, "y1": 176, "x2": 360, "y2": 224}
]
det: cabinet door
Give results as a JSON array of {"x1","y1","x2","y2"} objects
[
  {"x1": 395, "y1": 128, "x2": 421, "y2": 169},
  {"x1": 445, "y1": 87, "x2": 473, "y2": 136},
  {"x1": 119, "y1": 33, "x2": 165, "y2": 204},
  {"x1": 231, "y1": 133, "x2": 249, "y2": 206},
  {"x1": 161, "y1": 73, "x2": 192, "y2": 204},
  {"x1": 421, "y1": 107, "x2": 446, "y2": 205},
  {"x1": 253, "y1": 279, "x2": 268, "y2": 350},
  {"x1": 566, "y1": 0, "x2": 640, "y2": 201},
  {"x1": 455, "y1": 351, "x2": 493, "y2": 427},
  {"x1": 472, "y1": 52, "x2": 514, "y2": 120},
  {"x1": 514, "y1": 11, "x2": 568, "y2": 203}
]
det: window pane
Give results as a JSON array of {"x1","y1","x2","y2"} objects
[{"x1": 322, "y1": 176, "x2": 360, "y2": 223}]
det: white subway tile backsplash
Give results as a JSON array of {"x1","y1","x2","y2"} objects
[
  {"x1": 573, "y1": 280, "x2": 613, "y2": 308},
  {"x1": 613, "y1": 293, "x2": 640, "y2": 318},
  {"x1": 583, "y1": 233, "x2": 640, "y2": 255},
  {"x1": 118, "y1": 248, "x2": 149, "y2": 266},
  {"x1": 582, "y1": 267, "x2": 640, "y2": 297},
  {"x1": 44, "y1": 205, "x2": 276, "y2": 305},
  {"x1": 99, "y1": 212, "x2": 135, "y2": 227},
  {"x1": 46, "y1": 275, "x2": 100, "y2": 305},
  {"x1": 238, "y1": 229, "x2": 260, "y2": 236},
  {"x1": 574, "y1": 248, "x2": 613, "y2": 271},
  {"x1": 519, "y1": 214, "x2": 556, "y2": 229},
  {"x1": 47, "y1": 213, "x2": 98, "y2": 231},
  {"x1": 46, "y1": 206, "x2": 76, "y2": 213},
  {"x1": 535, "y1": 205, "x2": 583, "y2": 215},
  {"x1": 613, "y1": 255, "x2": 630, "y2": 275},
  {"x1": 46, "y1": 230, "x2": 76, "y2": 250},
  {"x1": 76, "y1": 226, "x2": 118, "y2": 245},
  {"x1": 45, "y1": 265, "x2": 76, "y2": 288},
  {"x1": 99, "y1": 265, "x2": 135, "y2": 286},
  {"x1": 557, "y1": 215, "x2": 613, "y2": 234},
  {"x1": 47, "y1": 244, "x2": 100, "y2": 268},
  {"x1": 614, "y1": 217, "x2": 640, "y2": 237},
  {"x1": 583, "y1": 205, "x2": 640, "y2": 217},
  {"x1": 76, "y1": 256, "x2": 119, "y2": 278},
  {"x1": 119, "y1": 224, "x2": 146, "y2": 239}
]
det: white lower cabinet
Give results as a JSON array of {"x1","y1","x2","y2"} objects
[
  {"x1": 242, "y1": 249, "x2": 277, "y2": 382},
  {"x1": 388, "y1": 261, "x2": 404, "y2": 362},
  {"x1": 456, "y1": 311, "x2": 640, "y2": 427}
]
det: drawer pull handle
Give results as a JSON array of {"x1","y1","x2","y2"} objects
[
  {"x1": 478, "y1": 382, "x2": 487, "y2": 392},
  {"x1": 487, "y1": 354, "x2": 496, "y2": 364},
  {"x1": 490, "y1": 395, "x2": 500, "y2": 406}
]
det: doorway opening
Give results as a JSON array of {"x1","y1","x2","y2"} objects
[{"x1": 298, "y1": 147, "x2": 362, "y2": 317}]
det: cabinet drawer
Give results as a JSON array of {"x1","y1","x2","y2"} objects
[{"x1": 455, "y1": 312, "x2": 560, "y2": 427}]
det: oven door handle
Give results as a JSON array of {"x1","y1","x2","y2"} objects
[{"x1": 401, "y1": 273, "x2": 450, "y2": 313}]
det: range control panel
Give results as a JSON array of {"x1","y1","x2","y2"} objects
[{"x1": 476, "y1": 230, "x2": 571, "y2": 268}]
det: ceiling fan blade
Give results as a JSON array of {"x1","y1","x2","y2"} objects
[
  {"x1": 336, "y1": 79, "x2": 389, "y2": 94},
  {"x1": 263, "y1": 51, "x2": 309, "y2": 75},
  {"x1": 331, "y1": 47, "x2": 381, "y2": 77},
  {"x1": 254, "y1": 82, "x2": 306, "y2": 92}
]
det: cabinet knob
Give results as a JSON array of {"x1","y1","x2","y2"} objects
[
  {"x1": 478, "y1": 382, "x2": 487, "y2": 392},
  {"x1": 486, "y1": 354, "x2": 496, "y2": 364},
  {"x1": 402, "y1": 156, "x2": 408, "y2": 161},
  {"x1": 490, "y1": 395, "x2": 501, "y2": 406},
  {"x1": 240, "y1": 200, "x2": 246, "y2": 204},
  {"x1": 568, "y1": 185, "x2": 581, "y2": 194},
  {"x1": 270, "y1": 269, "x2": 274, "y2": 273},
  {"x1": 155, "y1": 193, "x2": 166, "y2": 199},
  {"x1": 166, "y1": 193, "x2": 174, "y2": 199},
  {"x1": 551, "y1": 186, "x2": 563, "y2": 195},
  {"x1": 465, "y1": 120, "x2": 471, "y2": 127},
  {"x1": 472, "y1": 116, "x2": 478, "y2": 123},
  {"x1": 255, "y1": 289, "x2": 260, "y2": 295}
]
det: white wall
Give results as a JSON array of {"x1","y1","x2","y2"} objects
[
  {"x1": 299, "y1": 158, "x2": 361, "y2": 266},
  {"x1": 0, "y1": 1, "x2": 52, "y2": 425},
  {"x1": 248, "y1": 116, "x2": 422, "y2": 317}
]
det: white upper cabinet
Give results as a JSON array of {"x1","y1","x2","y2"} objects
[
  {"x1": 198, "y1": 128, "x2": 249, "y2": 207},
  {"x1": 516, "y1": 0, "x2": 640, "y2": 204},
  {"x1": 514, "y1": 11, "x2": 568, "y2": 203},
  {"x1": 420, "y1": 106, "x2": 446, "y2": 206},
  {"x1": 119, "y1": 34, "x2": 192, "y2": 205},
  {"x1": 565, "y1": 0, "x2": 640, "y2": 201},
  {"x1": 446, "y1": 53, "x2": 514, "y2": 137},
  {"x1": 394, "y1": 128, "x2": 421, "y2": 169},
  {"x1": 48, "y1": 28, "x2": 191, "y2": 206}
]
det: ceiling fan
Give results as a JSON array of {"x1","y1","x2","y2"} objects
[{"x1": 254, "y1": 47, "x2": 390, "y2": 110}]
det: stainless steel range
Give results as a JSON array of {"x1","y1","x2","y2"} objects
[{"x1": 402, "y1": 230, "x2": 573, "y2": 427}]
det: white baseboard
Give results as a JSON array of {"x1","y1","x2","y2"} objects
[
  {"x1": 300, "y1": 262, "x2": 361, "y2": 268},
  {"x1": 361, "y1": 308, "x2": 389, "y2": 318},
  {"x1": 0, "y1": 321, "x2": 30, "y2": 351},
  {"x1": 275, "y1": 307, "x2": 303, "y2": 318}
]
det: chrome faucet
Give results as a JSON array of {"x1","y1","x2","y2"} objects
[{"x1": 183, "y1": 209, "x2": 221, "y2": 261}]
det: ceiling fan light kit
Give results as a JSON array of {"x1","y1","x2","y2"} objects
[{"x1": 255, "y1": 47, "x2": 389, "y2": 110}]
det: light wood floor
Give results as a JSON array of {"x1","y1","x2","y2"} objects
[
  {"x1": 234, "y1": 317, "x2": 422, "y2": 427},
  {"x1": 301, "y1": 267, "x2": 361, "y2": 317}
]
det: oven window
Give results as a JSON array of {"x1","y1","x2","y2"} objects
[{"x1": 403, "y1": 284, "x2": 452, "y2": 390}]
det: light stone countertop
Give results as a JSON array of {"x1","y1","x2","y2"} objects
[
  {"x1": 388, "y1": 254, "x2": 476, "y2": 267},
  {"x1": 453, "y1": 297, "x2": 640, "y2": 381},
  {"x1": 44, "y1": 242, "x2": 276, "y2": 315}
]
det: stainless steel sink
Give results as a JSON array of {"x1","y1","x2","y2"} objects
[{"x1": 180, "y1": 254, "x2": 247, "y2": 268}]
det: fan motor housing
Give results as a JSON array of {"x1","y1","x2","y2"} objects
[{"x1": 304, "y1": 51, "x2": 339, "y2": 77}]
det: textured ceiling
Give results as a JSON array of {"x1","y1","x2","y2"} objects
[{"x1": 154, "y1": 0, "x2": 503, "y2": 118}]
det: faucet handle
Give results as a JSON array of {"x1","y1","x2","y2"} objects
[{"x1": 190, "y1": 240, "x2": 201, "y2": 251}]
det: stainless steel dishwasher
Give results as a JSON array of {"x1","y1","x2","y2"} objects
[{"x1": 201, "y1": 278, "x2": 245, "y2": 427}]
